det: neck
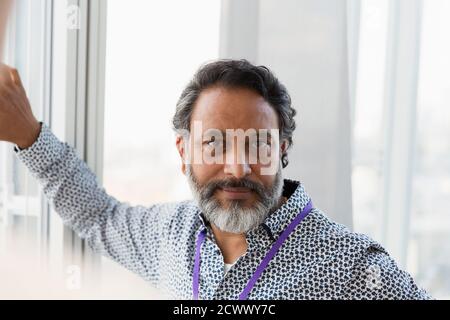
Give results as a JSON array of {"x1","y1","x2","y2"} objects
[
  {"x1": 211, "y1": 195, "x2": 288, "y2": 264},
  {"x1": 211, "y1": 224, "x2": 247, "y2": 264}
]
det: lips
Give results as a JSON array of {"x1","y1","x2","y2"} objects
[
  {"x1": 222, "y1": 187, "x2": 252, "y2": 193},
  {"x1": 219, "y1": 187, "x2": 253, "y2": 200}
]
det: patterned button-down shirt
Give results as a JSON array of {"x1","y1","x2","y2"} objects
[{"x1": 15, "y1": 124, "x2": 431, "y2": 300}]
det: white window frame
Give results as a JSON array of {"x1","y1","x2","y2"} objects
[
  {"x1": 1, "y1": 0, "x2": 108, "y2": 283},
  {"x1": 346, "y1": 0, "x2": 361, "y2": 128},
  {"x1": 58, "y1": 0, "x2": 108, "y2": 280}
]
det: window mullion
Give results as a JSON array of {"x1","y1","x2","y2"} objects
[
  {"x1": 381, "y1": 0, "x2": 423, "y2": 267},
  {"x1": 63, "y1": 0, "x2": 107, "y2": 285}
]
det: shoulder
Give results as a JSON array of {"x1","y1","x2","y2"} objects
[
  {"x1": 297, "y1": 208, "x2": 379, "y2": 256},
  {"x1": 343, "y1": 245, "x2": 433, "y2": 299},
  {"x1": 300, "y1": 208, "x2": 432, "y2": 299}
]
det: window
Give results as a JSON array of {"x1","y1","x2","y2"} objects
[
  {"x1": 0, "y1": 0, "x2": 83, "y2": 284},
  {"x1": 351, "y1": 0, "x2": 450, "y2": 298},
  {"x1": 409, "y1": 0, "x2": 450, "y2": 298},
  {"x1": 0, "y1": 0, "x2": 52, "y2": 254},
  {"x1": 103, "y1": 0, "x2": 221, "y2": 206},
  {"x1": 351, "y1": 0, "x2": 389, "y2": 240}
]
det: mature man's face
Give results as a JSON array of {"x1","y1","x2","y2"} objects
[{"x1": 176, "y1": 86, "x2": 287, "y2": 234}]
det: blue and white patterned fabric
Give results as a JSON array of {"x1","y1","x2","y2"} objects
[{"x1": 14, "y1": 123, "x2": 432, "y2": 300}]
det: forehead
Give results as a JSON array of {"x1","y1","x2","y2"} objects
[{"x1": 190, "y1": 86, "x2": 279, "y2": 132}]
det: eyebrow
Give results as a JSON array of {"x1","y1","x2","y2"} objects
[{"x1": 203, "y1": 129, "x2": 274, "y2": 139}]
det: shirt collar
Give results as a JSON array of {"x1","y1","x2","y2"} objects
[
  {"x1": 196, "y1": 178, "x2": 312, "y2": 239},
  {"x1": 261, "y1": 179, "x2": 311, "y2": 239}
]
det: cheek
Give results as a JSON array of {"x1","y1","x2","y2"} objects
[
  {"x1": 191, "y1": 163, "x2": 224, "y2": 184},
  {"x1": 251, "y1": 164, "x2": 277, "y2": 186}
]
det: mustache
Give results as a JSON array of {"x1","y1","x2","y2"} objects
[{"x1": 200, "y1": 178, "x2": 266, "y2": 199}]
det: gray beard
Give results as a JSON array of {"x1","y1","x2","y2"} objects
[{"x1": 186, "y1": 165, "x2": 284, "y2": 234}]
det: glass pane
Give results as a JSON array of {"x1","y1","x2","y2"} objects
[
  {"x1": 351, "y1": 0, "x2": 389, "y2": 239},
  {"x1": 409, "y1": 0, "x2": 450, "y2": 299},
  {"x1": 0, "y1": 0, "x2": 46, "y2": 251},
  {"x1": 103, "y1": 0, "x2": 221, "y2": 206},
  {"x1": 352, "y1": 0, "x2": 450, "y2": 298}
]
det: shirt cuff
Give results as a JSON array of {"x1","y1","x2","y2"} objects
[{"x1": 14, "y1": 122, "x2": 66, "y2": 175}]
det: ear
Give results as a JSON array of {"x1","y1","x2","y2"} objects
[
  {"x1": 280, "y1": 139, "x2": 289, "y2": 168},
  {"x1": 280, "y1": 139, "x2": 288, "y2": 154},
  {"x1": 175, "y1": 135, "x2": 187, "y2": 175}
]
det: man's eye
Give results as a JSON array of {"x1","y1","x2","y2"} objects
[
  {"x1": 251, "y1": 140, "x2": 270, "y2": 148},
  {"x1": 204, "y1": 140, "x2": 221, "y2": 147}
]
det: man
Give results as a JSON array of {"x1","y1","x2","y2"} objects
[{"x1": 0, "y1": 59, "x2": 431, "y2": 299}]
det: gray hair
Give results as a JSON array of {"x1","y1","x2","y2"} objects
[{"x1": 172, "y1": 59, "x2": 297, "y2": 168}]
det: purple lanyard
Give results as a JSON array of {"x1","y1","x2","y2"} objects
[{"x1": 193, "y1": 200, "x2": 313, "y2": 300}]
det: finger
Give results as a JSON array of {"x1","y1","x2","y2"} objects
[
  {"x1": 10, "y1": 68, "x2": 23, "y2": 88},
  {"x1": 0, "y1": 64, "x2": 10, "y2": 85},
  {"x1": 0, "y1": 1, "x2": 13, "y2": 62}
]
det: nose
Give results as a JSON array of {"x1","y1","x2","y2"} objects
[
  {"x1": 223, "y1": 143, "x2": 251, "y2": 179},
  {"x1": 224, "y1": 162, "x2": 251, "y2": 179}
]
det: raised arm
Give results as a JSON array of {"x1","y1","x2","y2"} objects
[{"x1": 0, "y1": 63, "x2": 166, "y2": 284}]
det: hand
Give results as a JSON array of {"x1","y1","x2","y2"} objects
[{"x1": 0, "y1": 63, "x2": 41, "y2": 149}]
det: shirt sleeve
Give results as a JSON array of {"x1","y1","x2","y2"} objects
[
  {"x1": 341, "y1": 245, "x2": 433, "y2": 300},
  {"x1": 14, "y1": 123, "x2": 165, "y2": 284}
]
